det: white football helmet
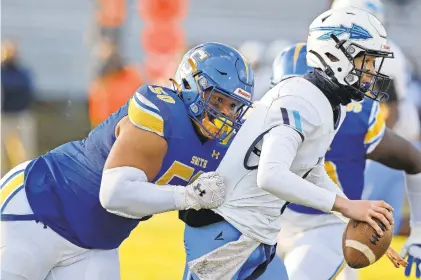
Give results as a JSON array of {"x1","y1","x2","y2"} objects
[
  {"x1": 307, "y1": 7, "x2": 393, "y2": 101},
  {"x1": 331, "y1": 0, "x2": 385, "y2": 24}
]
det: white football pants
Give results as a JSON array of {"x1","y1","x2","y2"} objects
[
  {"x1": 1, "y1": 161, "x2": 120, "y2": 280},
  {"x1": 277, "y1": 208, "x2": 346, "y2": 280}
]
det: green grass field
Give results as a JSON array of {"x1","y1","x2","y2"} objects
[{"x1": 119, "y1": 211, "x2": 416, "y2": 280}]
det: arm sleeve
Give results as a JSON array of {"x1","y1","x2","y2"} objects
[
  {"x1": 99, "y1": 166, "x2": 186, "y2": 219},
  {"x1": 256, "y1": 125, "x2": 337, "y2": 213},
  {"x1": 306, "y1": 160, "x2": 347, "y2": 199}
]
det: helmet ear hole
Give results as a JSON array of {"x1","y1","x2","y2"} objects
[
  {"x1": 325, "y1": 52, "x2": 339, "y2": 62},
  {"x1": 182, "y1": 78, "x2": 191, "y2": 89}
]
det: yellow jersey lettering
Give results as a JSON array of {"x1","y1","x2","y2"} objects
[
  {"x1": 191, "y1": 156, "x2": 199, "y2": 166},
  {"x1": 148, "y1": 86, "x2": 175, "y2": 104},
  {"x1": 155, "y1": 161, "x2": 195, "y2": 185},
  {"x1": 157, "y1": 95, "x2": 175, "y2": 104},
  {"x1": 346, "y1": 102, "x2": 362, "y2": 113},
  {"x1": 190, "y1": 156, "x2": 208, "y2": 168}
]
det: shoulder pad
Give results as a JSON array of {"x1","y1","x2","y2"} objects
[
  {"x1": 128, "y1": 85, "x2": 184, "y2": 138},
  {"x1": 265, "y1": 94, "x2": 322, "y2": 141},
  {"x1": 265, "y1": 78, "x2": 332, "y2": 122}
]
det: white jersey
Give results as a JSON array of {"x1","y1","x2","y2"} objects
[{"x1": 213, "y1": 77, "x2": 346, "y2": 245}]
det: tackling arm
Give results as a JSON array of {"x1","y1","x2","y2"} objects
[
  {"x1": 100, "y1": 119, "x2": 225, "y2": 219},
  {"x1": 99, "y1": 85, "x2": 226, "y2": 219},
  {"x1": 100, "y1": 119, "x2": 187, "y2": 219}
]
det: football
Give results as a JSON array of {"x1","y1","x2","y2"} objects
[{"x1": 342, "y1": 219, "x2": 393, "y2": 269}]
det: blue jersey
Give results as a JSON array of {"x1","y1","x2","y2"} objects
[
  {"x1": 24, "y1": 85, "x2": 229, "y2": 249},
  {"x1": 288, "y1": 98, "x2": 386, "y2": 214}
]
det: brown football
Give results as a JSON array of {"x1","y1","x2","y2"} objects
[{"x1": 342, "y1": 219, "x2": 393, "y2": 269}]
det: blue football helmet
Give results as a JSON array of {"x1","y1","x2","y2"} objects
[
  {"x1": 173, "y1": 42, "x2": 254, "y2": 141},
  {"x1": 271, "y1": 43, "x2": 312, "y2": 87}
]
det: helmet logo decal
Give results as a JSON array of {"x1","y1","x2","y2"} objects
[
  {"x1": 180, "y1": 49, "x2": 210, "y2": 77},
  {"x1": 234, "y1": 88, "x2": 252, "y2": 101},
  {"x1": 311, "y1": 23, "x2": 373, "y2": 40},
  {"x1": 191, "y1": 48, "x2": 209, "y2": 61}
]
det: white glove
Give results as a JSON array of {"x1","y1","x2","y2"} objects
[
  {"x1": 401, "y1": 225, "x2": 421, "y2": 278},
  {"x1": 178, "y1": 172, "x2": 225, "y2": 211}
]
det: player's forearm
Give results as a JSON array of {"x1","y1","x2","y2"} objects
[
  {"x1": 257, "y1": 126, "x2": 337, "y2": 212},
  {"x1": 368, "y1": 128, "x2": 421, "y2": 174},
  {"x1": 331, "y1": 196, "x2": 352, "y2": 214},
  {"x1": 99, "y1": 166, "x2": 186, "y2": 219},
  {"x1": 309, "y1": 165, "x2": 351, "y2": 222},
  {"x1": 257, "y1": 167, "x2": 337, "y2": 212},
  {"x1": 308, "y1": 163, "x2": 348, "y2": 199}
]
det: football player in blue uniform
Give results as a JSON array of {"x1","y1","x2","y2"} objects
[
  {"x1": 0, "y1": 42, "x2": 254, "y2": 280},
  {"x1": 272, "y1": 43, "x2": 421, "y2": 280}
]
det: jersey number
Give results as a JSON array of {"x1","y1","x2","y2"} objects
[
  {"x1": 346, "y1": 102, "x2": 362, "y2": 113},
  {"x1": 155, "y1": 161, "x2": 203, "y2": 185},
  {"x1": 324, "y1": 160, "x2": 343, "y2": 190},
  {"x1": 148, "y1": 86, "x2": 175, "y2": 104}
]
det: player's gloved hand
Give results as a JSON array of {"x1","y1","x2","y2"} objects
[
  {"x1": 401, "y1": 225, "x2": 421, "y2": 278},
  {"x1": 179, "y1": 172, "x2": 225, "y2": 211}
]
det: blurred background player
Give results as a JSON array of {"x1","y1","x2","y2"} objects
[
  {"x1": 0, "y1": 42, "x2": 253, "y2": 280},
  {"x1": 1, "y1": 40, "x2": 36, "y2": 176},
  {"x1": 88, "y1": 37, "x2": 144, "y2": 128},
  {"x1": 272, "y1": 43, "x2": 421, "y2": 280}
]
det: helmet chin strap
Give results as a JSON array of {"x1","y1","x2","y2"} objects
[
  {"x1": 308, "y1": 49, "x2": 337, "y2": 82},
  {"x1": 169, "y1": 78, "x2": 182, "y2": 93}
]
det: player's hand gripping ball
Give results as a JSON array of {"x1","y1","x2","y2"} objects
[{"x1": 342, "y1": 219, "x2": 393, "y2": 268}]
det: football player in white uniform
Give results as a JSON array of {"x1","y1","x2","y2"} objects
[
  {"x1": 272, "y1": 42, "x2": 421, "y2": 280},
  {"x1": 331, "y1": 0, "x2": 421, "y2": 278},
  {"x1": 183, "y1": 7, "x2": 396, "y2": 280}
]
